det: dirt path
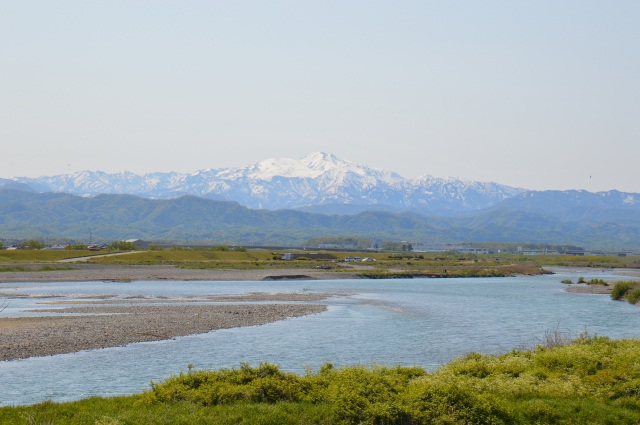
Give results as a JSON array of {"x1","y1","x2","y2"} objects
[{"x1": 57, "y1": 251, "x2": 144, "y2": 263}]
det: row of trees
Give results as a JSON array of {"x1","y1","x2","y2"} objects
[{"x1": 0, "y1": 239, "x2": 46, "y2": 250}]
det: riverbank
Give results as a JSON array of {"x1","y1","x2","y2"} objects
[
  {"x1": 544, "y1": 266, "x2": 640, "y2": 295},
  {"x1": 564, "y1": 283, "x2": 613, "y2": 295},
  {"x1": 3, "y1": 337, "x2": 640, "y2": 424},
  {"x1": 0, "y1": 260, "x2": 554, "y2": 283}
]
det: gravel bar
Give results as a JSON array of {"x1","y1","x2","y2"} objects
[{"x1": 0, "y1": 303, "x2": 326, "y2": 361}]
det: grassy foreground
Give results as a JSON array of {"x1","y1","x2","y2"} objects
[{"x1": 3, "y1": 336, "x2": 640, "y2": 424}]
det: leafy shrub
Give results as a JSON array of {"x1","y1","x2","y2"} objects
[
  {"x1": 18, "y1": 239, "x2": 45, "y2": 250},
  {"x1": 108, "y1": 241, "x2": 136, "y2": 251},
  {"x1": 403, "y1": 380, "x2": 514, "y2": 424},
  {"x1": 146, "y1": 363, "x2": 426, "y2": 423},
  {"x1": 612, "y1": 281, "x2": 632, "y2": 300},
  {"x1": 305, "y1": 364, "x2": 425, "y2": 424},
  {"x1": 139, "y1": 338, "x2": 640, "y2": 424},
  {"x1": 625, "y1": 288, "x2": 640, "y2": 305},
  {"x1": 148, "y1": 363, "x2": 305, "y2": 405},
  {"x1": 611, "y1": 281, "x2": 640, "y2": 303}
]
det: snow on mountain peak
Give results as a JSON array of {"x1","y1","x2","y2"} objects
[
  {"x1": 12, "y1": 152, "x2": 528, "y2": 212},
  {"x1": 303, "y1": 152, "x2": 346, "y2": 169},
  {"x1": 246, "y1": 152, "x2": 356, "y2": 181}
]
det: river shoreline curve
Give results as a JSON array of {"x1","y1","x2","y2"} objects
[{"x1": 0, "y1": 301, "x2": 327, "y2": 361}]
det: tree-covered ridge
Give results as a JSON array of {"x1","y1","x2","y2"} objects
[{"x1": 1, "y1": 188, "x2": 639, "y2": 249}]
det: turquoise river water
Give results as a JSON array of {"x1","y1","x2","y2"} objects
[{"x1": 1, "y1": 268, "x2": 639, "y2": 406}]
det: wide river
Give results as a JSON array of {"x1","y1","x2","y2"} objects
[{"x1": 1, "y1": 269, "x2": 639, "y2": 406}]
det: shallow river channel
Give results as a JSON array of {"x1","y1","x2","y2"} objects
[{"x1": 1, "y1": 269, "x2": 639, "y2": 406}]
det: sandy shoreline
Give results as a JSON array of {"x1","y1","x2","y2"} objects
[
  {"x1": 0, "y1": 264, "x2": 354, "y2": 361},
  {"x1": 548, "y1": 266, "x2": 640, "y2": 295},
  {"x1": 563, "y1": 283, "x2": 613, "y2": 295}
]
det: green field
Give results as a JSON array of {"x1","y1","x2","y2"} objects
[
  {"x1": 2, "y1": 336, "x2": 639, "y2": 424},
  {"x1": 0, "y1": 248, "x2": 553, "y2": 277},
  {"x1": 0, "y1": 250, "x2": 104, "y2": 263},
  {"x1": 3, "y1": 248, "x2": 640, "y2": 278}
]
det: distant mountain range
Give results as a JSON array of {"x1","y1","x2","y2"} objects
[
  {"x1": 3, "y1": 153, "x2": 640, "y2": 250},
  {"x1": 13, "y1": 152, "x2": 525, "y2": 215}
]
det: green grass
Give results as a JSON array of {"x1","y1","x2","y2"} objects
[
  {"x1": 2, "y1": 249, "x2": 639, "y2": 278},
  {"x1": 0, "y1": 266, "x2": 27, "y2": 272},
  {"x1": 0, "y1": 398, "x2": 335, "y2": 425},
  {"x1": 8, "y1": 247, "x2": 636, "y2": 278},
  {"x1": 37, "y1": 266, "x2": 76, "y2": 272},
  {"x1": 527, "y1": 254, "x2": 640, "y2": 269},
  {"x1": 88, "y1": 250, "x2": 277, "y2": 264},
  {"x1": 0, "y1": 250, "x2": 104, "y2": 263},
  {"x1": 2, "y1": 336, "x2": 640, "y2": 424},
  {"x1": 0, "y1": 265, "x2": 75, "y2": 273},
  {"x1": 85, "y1": 249, "x2": 551, "y2": 276}
]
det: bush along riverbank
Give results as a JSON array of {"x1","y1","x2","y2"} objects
[
  {"x1": 611, "y1": 280, "x2": 640, "y2": 305},
  {"x1": 563, "y1": 278, "x2": 640, "y2": 306},
  {"x1": 2, "y1": 335, "x2": 640, "y2": 424}
]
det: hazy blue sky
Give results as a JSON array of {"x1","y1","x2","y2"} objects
[{"x1": 2, "y1": 1, "x2": 639, "y2": 192}]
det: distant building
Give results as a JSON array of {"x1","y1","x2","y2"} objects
[
  {"x1": 46, "y1": 244, "x2": 69, "y2": 250},
  {"x1": 412, "y1": 243, "x2": 454, "y2": 252},
  {"x1": 125, "y1": 239, "x2": 151, "y2": 249},
  {"x1": 522, "y1": 249, "x2": 559, "y2": 255},
  {"x1": 587, "y1": 251, "x2": 629, "y2": 257},
  {"x1": 452, "y1": 246, "x2": 489, "y2": 254}
]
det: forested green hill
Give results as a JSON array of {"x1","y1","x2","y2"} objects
[{"x1": 1, "y1": 189, "x2": 639, "y2": 249}]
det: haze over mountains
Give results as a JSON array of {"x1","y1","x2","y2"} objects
[
  {"x1": 13, "y1": 152, "x2": 527, "y2": 214},
  {"x1": 3, "y1": 153, "x2": 640, "y2": 250}
]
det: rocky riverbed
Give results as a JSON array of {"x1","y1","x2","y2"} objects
[
  {"x1": 0, "y1": 264, "x2": 351, "y2": 362},
  {"x1": 0, "y1": 302, "x2": 326, "y2": 361}
]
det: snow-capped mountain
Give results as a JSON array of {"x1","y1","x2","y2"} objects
[{"x1": 13, "y1": 152, "x2": 525, "y2": 213}]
